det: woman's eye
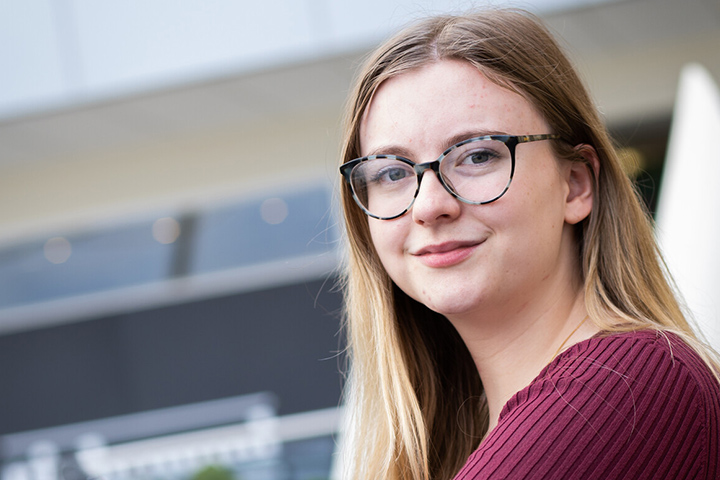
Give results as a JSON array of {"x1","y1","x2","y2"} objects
[
  {"x1": 373, "y1": 165, "x2": 412, "y2": 183},
  {"x1": 460, "y1": 150, "x2": 497, "y2": 165}
]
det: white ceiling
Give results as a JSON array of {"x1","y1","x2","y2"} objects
[{"x1": 0, "y1": 54, "x2": 358, "y2": 166}]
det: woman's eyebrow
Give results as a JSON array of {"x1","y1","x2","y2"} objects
[
  {"x1": 365, "y1": 144, "x2": 414, "y2": 158},
  {"x1": 444, "y1": 130, "x2": 509, "y2": 148}
]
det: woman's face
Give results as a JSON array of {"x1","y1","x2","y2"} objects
[{"x1": 359, "y1": 60, "x2": 581, "y2": 323}]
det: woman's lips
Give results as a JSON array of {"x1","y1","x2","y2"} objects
[{"x1": 412, "y1": 240, "x2": 483, "y2": 268}]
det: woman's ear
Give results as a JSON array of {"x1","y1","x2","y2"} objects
[{"x1": 564, "y1": 144, "x2": 599, "y2": 225}]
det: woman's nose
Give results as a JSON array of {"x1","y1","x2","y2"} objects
[{"x1": 411, "y1": 171, "x2": 462, "y2": 225}]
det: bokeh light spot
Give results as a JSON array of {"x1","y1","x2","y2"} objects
[
  {"x1": 44, "y1": 237, "x2": 72, "y2": 264},
  {"x1": 152, "y1": 217, "x2": 181, "y2": 244},
  {"x1": 260, "y1": 198, "x2": 288, "y2": 225}
]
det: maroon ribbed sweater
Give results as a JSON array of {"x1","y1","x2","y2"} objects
[{"x1": 454, "y1": 330, "x2": 720, "y2": 479}]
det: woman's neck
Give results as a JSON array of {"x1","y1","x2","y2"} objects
[{"x1": 449, "y1": 283, "x2": 600, "y2": 434}]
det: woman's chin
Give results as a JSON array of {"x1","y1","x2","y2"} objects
[{"x1": 421, "y1": 296, "x2": 483, "y2": 320}]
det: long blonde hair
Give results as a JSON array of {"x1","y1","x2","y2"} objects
[{"x1": 338, "y1": 9, "x2": 718, "y2": 480}]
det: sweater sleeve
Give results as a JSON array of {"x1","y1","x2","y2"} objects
[{"x1": 453, "y1": 332, "x2": 719, "y2": 480}]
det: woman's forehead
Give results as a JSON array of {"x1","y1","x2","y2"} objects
[{"x1": 358, "y1": 60, "x2": 549, "y2": 156}]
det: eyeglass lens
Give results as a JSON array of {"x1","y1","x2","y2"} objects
[{"x1": 349, "y1": 138, "x2": 512, "y2": 219}]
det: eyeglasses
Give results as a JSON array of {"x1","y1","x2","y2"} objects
[{"x1": 340, "y1": 134, "x2": 559, "y2": 220}]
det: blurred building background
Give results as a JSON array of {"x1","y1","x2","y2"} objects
[{"x1": 0, "y1": 0, "x2": 718, "y2": 479}]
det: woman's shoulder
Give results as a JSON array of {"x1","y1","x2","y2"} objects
[
  {"x1": 546, "y1": 329, "x2": 718, "y2": 394},
  {"x1": 467, "y1": 330, "x2": 720, "y2": 479},
  {"x1": 514, "y1": 329, "x2": 720, "y2": 413}
]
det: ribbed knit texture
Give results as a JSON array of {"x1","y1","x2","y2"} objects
[{"x1": 454, "y1": 330, "x2": 720, "y2": 479}]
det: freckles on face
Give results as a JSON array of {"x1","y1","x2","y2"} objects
[{"x1": 359, "y1": 60, "x2": 570, "y2": 318}]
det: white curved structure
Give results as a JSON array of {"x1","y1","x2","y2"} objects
[{"x1": 656, "y1": 64, "x2": 720, "y2": 349}]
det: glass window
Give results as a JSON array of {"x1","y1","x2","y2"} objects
[
  {"x1": 0, "y1": 184, "x2": 339, "y2": 311},
  {"x1": 191, "y1": 187, "x2": 338, "y2": 274},
  {"x1": 0, "y1": 221, "x2": 175, "y2": 309}
]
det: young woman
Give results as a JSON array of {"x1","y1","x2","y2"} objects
[{"x1": 337, "y1": 8, "x2": 720, "y2": 480}]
